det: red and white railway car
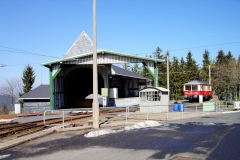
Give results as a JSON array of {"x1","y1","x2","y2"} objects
[{"x1": 183, "y1": 80, "x2": 212, "y2": 101}]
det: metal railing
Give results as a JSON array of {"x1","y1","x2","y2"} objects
[
  {"x1": 43, "y1": 108, "x2": 91, "y2": 128},
  {"x1": 43, "y1": 102, "x2": 236, "y2": 127}
]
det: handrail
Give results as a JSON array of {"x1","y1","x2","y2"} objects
[{"x1": 43, "y1": 110, "x2": 55, "y2": 127}]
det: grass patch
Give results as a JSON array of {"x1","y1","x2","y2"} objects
[{"x1": 0, "y1": 114, "x2": 18, "y2": 119}]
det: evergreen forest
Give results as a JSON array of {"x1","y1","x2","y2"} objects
[{"x1": 131, "y1": 47, "x2": 240, "y2": 101}]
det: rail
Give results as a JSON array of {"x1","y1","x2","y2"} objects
[
  {"x1": 125, "y1": 104, "x2": 169, "y2": 122},
  {"x1": 44, "y1": 108, "x2": 94, "y2": 129},
  {"x1": 43, "y1": 110, "x2": 56, "y2": 127}
]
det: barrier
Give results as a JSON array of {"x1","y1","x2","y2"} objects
[
  {"x1": 178, "y1": 104, "x2": 184, "y2": 112},
  {"x1": 173, "y1": 104, "x2": 184, "y2": 112},
  {"x1": 173, "y1": 104, "x2": 179, "y2": 112}
]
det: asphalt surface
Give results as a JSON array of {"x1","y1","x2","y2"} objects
[{"x1": 0, "y1": 111, "x2": 240, "y2": 160}]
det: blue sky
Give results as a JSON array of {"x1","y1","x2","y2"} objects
[{"x1": 0, "y1": 0, "x2": 239, "y2": 88}]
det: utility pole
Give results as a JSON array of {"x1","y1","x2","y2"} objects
[
  {"x1": 209, "y1": 65, "x2": 211, "y2": 84},
  {"x1": 92, "y1": 0, "x2": 99, "y2": 129},
  {"x1": 167, "y1": 55, "x2": 169, "y2": 90}
]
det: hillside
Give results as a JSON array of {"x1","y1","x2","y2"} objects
[{"x1": 0, "y1": 95, "x2": 14, "y2": 112}]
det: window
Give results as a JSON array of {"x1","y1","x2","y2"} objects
[
  {"x1": 185, "y1": 86, "x2": 191, "y2": 91},
  {"x1": 192, "y1": 85, "x2": 198, "y2": 91}
]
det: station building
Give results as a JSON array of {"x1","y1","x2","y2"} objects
[{"x1": 41, "y1": 31, "x2": 164, "y2": 110}]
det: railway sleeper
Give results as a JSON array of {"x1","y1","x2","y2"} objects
[
  {"x1": 1, "y1": 126, "x2": 45, "y2": 141},
  {"x1": 0, "y1": 123, "x2": 37, "y2": 130},
  {"x1": 0, "y1": 124, "x2": 42, "y2": 137}
]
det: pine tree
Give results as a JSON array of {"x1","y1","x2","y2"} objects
[
  {"x1": 153, "y1": 47, "x2": 167, "y2": 88},
  {"x1": 180, "y1": 57, "x2": 187, "y2": 83},
  {"x1": 153, "y1": 47, "x2": 162, "y2": 59},
  {"x1": 20, "y1": 64, "x2": 35, "y2": 112},
  {"x1": 1, "y1": 104, "x2": 9, "y2": 115},
  {"x1": 132, "y1": 63, "x2": 142, "y2": 75},
  {"x1": 237, "y1": 56, "x2": 240, "y2": 99},
  {"x1": 22, "y1": 64, "x2": 36, "y2": 93},
  {"x1": 201, "y1": 50, "x2": 211, "y2": 82},
  {"x1": 186, "y1": 51, "x2": 200, "y2": 81},
  {"x1": 212, "y1": 50, "x2": 229, "y2": 99},
  {"x1": 169, "y1": 56, "x2": 183, "y2": 100}
]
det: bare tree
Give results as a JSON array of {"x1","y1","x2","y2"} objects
[
  {"x1": 0, "y1": 77, "x2": 23, "y2": 109},
  {"x1": 227, "y1": 58, "x2": 238, "y2": 100}
]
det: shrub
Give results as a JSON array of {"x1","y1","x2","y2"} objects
[{"x1": 1, "y1": 104, "x2": 9, "y2": 114}]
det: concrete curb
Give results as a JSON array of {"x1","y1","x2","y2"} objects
[{"x1": 0, "y1": 125, "x2": 60, "y2": 151}]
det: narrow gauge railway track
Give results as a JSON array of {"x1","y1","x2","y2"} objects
[
  {"x1": 0, "y1": 122, "x2": 43, "y2": 142},
  {"x1": 0, "y1": 107, "x2": 138, "y2": 142},
  {"x1": 0, "y1": 115, "x2": 91, "y2": 142}
]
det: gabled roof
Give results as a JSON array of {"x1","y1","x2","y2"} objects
[
  {"x1": 111, "y1": 65, "x2": 149, "y2": 80},
  {"x1": 184, "y1": 80, "x2": 210, "y2": 85},
  {"x1": 139, "y1": 87, "x2": 169, "y2": 92},
  {"x1": 63, "y1": 31, "x2": 95, "y2": 59},
  {"x1": 42, "y1": 31, "x2": 164, "y2": 67},
  {"x1": 19, "y1": 85, "x2": 50, "y2": 100}
]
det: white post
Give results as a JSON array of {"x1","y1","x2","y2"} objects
[
  {"x1": 167, "y1": 55, "x2": 169, "y2": 90},
  {"x1": 62, "y1": 110, "x2": 65, "y2": 129},
  {"x1": 199, "y1": 95, "x2": 203, "y2": 103},
  {"x1": 147, "y1": 106, "x2": 149, "y2": 121},
  {"x1": 126, "y1": 106, "x2": 128, "y2": 122}
]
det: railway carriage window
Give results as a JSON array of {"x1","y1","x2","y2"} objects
[
  {"x1": 203, "y1": 86, "x2": 209, "y2": 91},
  {"x1": 192, "y1": 85, "x2": 198, "y2": 91},
  {"x1": 185, "y1": 86, "x2": 191, "y2": 90}
]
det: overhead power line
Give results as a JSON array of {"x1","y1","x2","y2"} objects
[
  {"x1": 0, "y1": 41, "x2": 239, "y2": 59},
  {"x1": 0, "y1": 63, "x2": 43, "y2": 67},
  {"x1": 136, "y1": 41, "x2": 240, "y2": 55},
  {"x1": 166, "y1": 42, "x2": 240, "y2": 52},
  {"x1": 0, "y1": 46, "x2": 61, "y2": 59}
]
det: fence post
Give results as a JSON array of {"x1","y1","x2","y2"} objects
[
  {"x1": 126, "y1": 106, "x2": 128, "y2": 122},
  {"x1": 166, "y1": 105, "x2": 169, "y2": 120},
  {"x1": 43, "y1": 110, "x2": 54, "y2": 126},
  {"x1": 196, "y1": 103, "x2": 197, "y2": 113},
  {"x1": 44, "y1": 111, "x2": 47, "y2": 126},
  {"x1": 214, "y1": 101, "x2": 218, "y2": 112},
  {"x1": 62, "y1": 110, "x2": 65, "y2": 129},
  {"x1": 147, "y1": 106, "x2": 149, "y2": 121}
]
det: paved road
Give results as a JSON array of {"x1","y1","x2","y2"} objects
[{"x1": 0, "y1": 112, "x2": 240, "y2": 160}]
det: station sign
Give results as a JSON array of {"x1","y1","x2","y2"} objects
[
  {"x1": 203, "y1": 102, "x2": 215, "y2": 111},
  {"x1": 101, "y1": 88, "x2": 108, "y2": 97}
]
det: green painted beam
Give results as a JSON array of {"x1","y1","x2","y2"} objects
[
  {"x1": 154, "y1": 63, "x2": 158, "y2": 87},
  {"x1": 142, "y1": 62, "x2": 154, "y2": 77},
  {"x1": 49, "y1": 69, "x2": 54, "y2": 110},
  {"x1": 49, "y1": 67, "x2": 62, "y2": 110},
  {"x1": 52, "y1": 67, "x2": 62, "y2": 80},
  {"x1": 42, "y1": 49, "x2": 164, "y2": 66},
  {"x1": 142, "y1": 62, "x2": 158, "y2": 87}
]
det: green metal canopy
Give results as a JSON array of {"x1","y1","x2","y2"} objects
[{"x1": 42, "y1": 49, "x2": 164, "y2": 67}]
